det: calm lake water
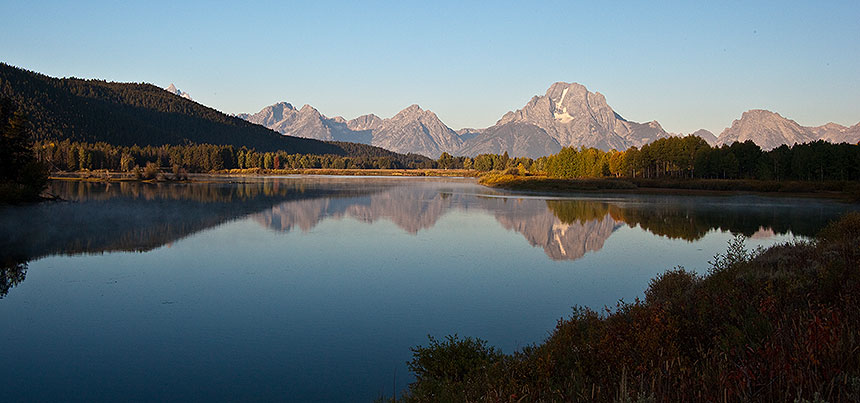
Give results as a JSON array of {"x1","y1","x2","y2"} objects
[{"x1": 1, "y1": 177, "x2": 856, "y2": 402}]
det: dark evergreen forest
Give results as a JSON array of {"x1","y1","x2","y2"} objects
[{"x1": 0, "y1": 63, "x2": 417, "y2": 160}]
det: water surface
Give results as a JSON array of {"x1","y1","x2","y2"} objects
[{"x1": 1, "y1": 177, "x2": 854, "y2": 401}]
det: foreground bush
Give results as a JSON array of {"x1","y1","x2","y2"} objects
[{"x1": 399, "y1": 213, "x2": 860, "y2": 402}]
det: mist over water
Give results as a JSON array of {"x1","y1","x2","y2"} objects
[{"x1": 0, "y1": 177, "x2": 855, "y2": 401}]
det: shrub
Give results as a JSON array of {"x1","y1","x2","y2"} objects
[
  {"x1": 142, "y1": 162, "x2": 160, "y2": 180},
  {"x1": 398, "y1": 213, "x2": 860, "y2": 402},
  {"x1": 405, "y1": 335, "x2": 504, "y2": 402},
  {"x1": 644, "y1": 267, "x2": 699, "y2": 306}
]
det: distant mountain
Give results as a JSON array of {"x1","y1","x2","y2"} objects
[
  {"x1": 241, "y1": 82, "x2": 670, "y2": 159},
  {"x1": 239, "y1": 84, "x2": 860, "y2": 158},
  {"x1": 369, "y1": 104, "x2": 464, "y2": 158},
  {"x1": 240, "y1": 102, "x2": 465, "y2": 158},
  {"x1": 457, "y1": 122, "x2": 562, "y2": 158},
  {"x1": 0, "y1": 63, "x2": 416, "y2": 158},
  {"x1": 717, "y1": 110, "x2": 816, "y2": 150},
  {"x1": 455, "y1": 128, "x2": 483, "y2": 142},
  {"x1": 690, "y1": 129, "x2": 718, "y2": 145},
  {"x1": 808, "y1": 122, "x2": 860, "y2": 145},
  {"x1": 494, "y1": 82, "x2": 670, "y2": 152},
  {"x1": 346, "y1": 113, "x2": 383, "y2": 132},
  {"x1": 239, "y1": 102, "x2": 340, "y2": 141},
  {"x1": 716, "y1": 109, "x2": 860, "y2": 150},
  {"x1": 165, "y1": 83, "x2": 192, "y2": 100}
]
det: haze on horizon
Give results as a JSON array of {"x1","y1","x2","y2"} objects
[{"x1": 2, "y1": 0, "x2": 858, "y2": 136}]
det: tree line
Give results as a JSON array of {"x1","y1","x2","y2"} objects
[
  {"x1": 33, "y1": 135, "x2": 860, "y2": 183},
  {"x1": 33, "y1": 140, "x2": 434, "y2": 172},
  {"x1": 33, "y1": 140, "x2": 538, "y2": 174},
  {"x1": 432, "y1": 136, "x2": 860, "y2": 183},
  {"x1": 541, "y1": 136, "x2": 860, "y2": 181}
]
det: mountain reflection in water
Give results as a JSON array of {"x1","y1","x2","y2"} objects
[
  {"x1": 253, "y1": 186, "x2": 844, "y2": 261},
  {"x1": 0, "y1": 177, "x2": 853, "y2": 298}
]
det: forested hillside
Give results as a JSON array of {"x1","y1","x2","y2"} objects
[{"x1": 0, "y1": 63, "x2": 415, "y2": 160}]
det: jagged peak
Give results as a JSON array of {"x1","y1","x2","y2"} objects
[
  {"x1": 346, "y1": 113, "x2": 383, "y2": 130},
  {"x1": 545, "y1": 82, "x2": 595, "y2": 103},
  {"x1": 819, "y1": 122, "x2": 847, "y2": 130},
  {"x1": 258, "y1": 101, "x2": 295, "y2": 114},
  {"x1": 393, "y1": 104, "x2": 431, "y2": 120},
  {"x1": 731, "y1": 109, "x2": 806, "y2": 129},
  {"x1": 402, "y1": 104, "x2": 424, "y2": 113},
  {"x1": 740, "y1": 109, "x2": 781, "y2": 118},
  {"x1": 546, "y1": 81, "x2": 588, "y2": 93},
  {"x1": 271, "y1": 101, "x2": 294, "y2": 110},
  {"x1": 299, "y1": 103, "x2": 318, "y2": 113},
  {"x1": 354, "y1": 113, "x2": 381, "y2": 120},
  {"x1": 164, "y1": 83, "x2": 192, "y2": 100}
]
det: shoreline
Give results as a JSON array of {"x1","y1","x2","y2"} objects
[
  {"x1": 479, "y1": 174, "x2": 860, "y2": 201},
  {"x1": 47, "y1": 170, "x2": 860, "y2": 201}
]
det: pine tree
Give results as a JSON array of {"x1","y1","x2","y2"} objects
[{"x1": 1, "y1": 98, "x2": 48, "y2": 203}]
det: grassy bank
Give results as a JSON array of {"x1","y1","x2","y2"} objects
[
  {"x1": 217, "y1": 168, "x2": 479, "y2": 177},
  {"x1": 48, "y1": 169, "x2": 860, "y2": 201},
  {"x1": 479, "y1": 173, "x2": 860, "y2": 200},
  {"x1": 392, "y1": 213, "x2": 860, "y2": 402},
  {"x1": 479, "y1": 173, "x2": 637, "y2": 191},
  {"x1": 49, "y1": 168, "x2": 479, "y2": 181}
]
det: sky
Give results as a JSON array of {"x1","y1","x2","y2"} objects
[{"x1": 2, "y1": 0, "x2": 859, "y2": 135}]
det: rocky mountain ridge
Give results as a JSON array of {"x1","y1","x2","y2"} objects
[
  {"x1": 717, "y1": 109, "x2": 860, "y2": 150},
  {"x1": 495, "y1": 82, "x2": 669, "y2": 150},
  {"x1": 238, "y1": 82, "x2": 671, "y2": 158},
  {"x1": 238, "y1": 83, "x2": 860, "y2": 158}
]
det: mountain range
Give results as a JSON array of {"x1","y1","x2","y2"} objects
[
  {"x1": 238, "y1": 82, "x2": 671, "y2": 159},
  {"x1": 715, "y1": 109, "x2": 860, "y2": 150},
  {"x1": 240, "y1": 82, "x2": 860, "y2": 157}
]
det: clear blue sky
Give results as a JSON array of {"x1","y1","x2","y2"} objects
[{"x1": 2, "y1": 0, "x2": 859, "y2": 134}]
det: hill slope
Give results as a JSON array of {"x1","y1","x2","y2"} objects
[{"x1": 0, "y1": 63, "x2": 392, "y2": 156}]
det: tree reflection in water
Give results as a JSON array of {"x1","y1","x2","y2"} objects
[
  {"x1": 0, "y1": 258, "x2": 26, "y2": 299},
  {"x1": 0, "y1": 178, "x2": 853, "y2": 298}
]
